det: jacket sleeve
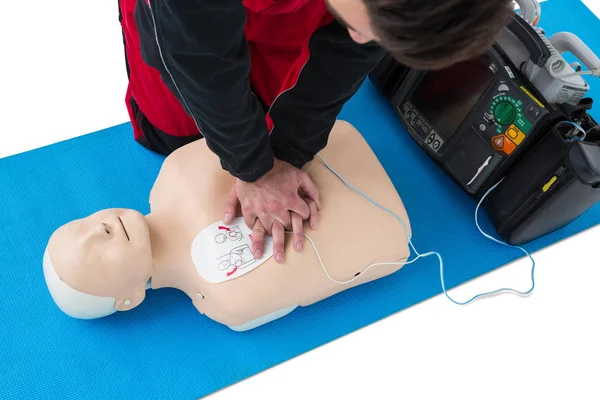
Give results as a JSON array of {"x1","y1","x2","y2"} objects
[
  {"x1": 268, "y1": 19, "x2": 386, "y2": 169},
  {"x1": 136, "y1": 0, "x2": 273, "y2": 182}
]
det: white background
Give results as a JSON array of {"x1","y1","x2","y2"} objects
[{"x1": 2, "y1": 1, "x2": 599, "y2": 399}]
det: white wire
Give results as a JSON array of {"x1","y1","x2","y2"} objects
[
  {"x1": 284, "y1": 153, "x2": 537, "y2": 305},
  {"x1": 559, "y1": 120, "x2": 587, "y2": 141},
  {"x1": 300, "y1": 233, "x2": 421, "y2": 285},
  {"x1": 561, "y1": 120, "x2": 586, "y2": 135}
]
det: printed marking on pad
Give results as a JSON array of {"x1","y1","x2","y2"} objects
[
  {"x1": 192, "y1": 217, "x2": 273, "y2": 283},
  {"x1": 214, "y1": 225, "x2": 243, "y2": 244}
]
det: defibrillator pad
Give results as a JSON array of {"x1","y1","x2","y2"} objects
[{"x1": 191, "y1": 217, "x2": 273, "y2": 283}]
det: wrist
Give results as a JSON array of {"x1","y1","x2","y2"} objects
[
  {"x1": 270, "y1": 127, "x2": 315, "y2": 169},
  {"x1": 230, "y1": 155, "x2": 274, "y2": 183},
  {"x1": 271, "y1": 147, "x2": 307, "y2": 170}
]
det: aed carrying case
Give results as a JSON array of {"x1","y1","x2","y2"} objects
[{"x1": 484, "y1": 115, "x2": 600, "y2": 245}]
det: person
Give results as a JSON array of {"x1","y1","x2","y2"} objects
[
  {"x1": 117, "y1": 0, "x2": 514, "y2": 261},
  {"x1": 43, "y1": 121, "x2": 411, "y2": 331}
]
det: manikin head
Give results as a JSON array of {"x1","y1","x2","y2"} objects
[
  {"x1": 43, "y1": 208, "x2": 153, "y2": 319},
  {"x1": 326, "y1": 0, "x2": 515, "y2": 69}
]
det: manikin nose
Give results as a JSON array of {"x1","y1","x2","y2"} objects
[
  {"x1": 102, "y1": 222, "x2": 112, "y2": 233},
  {"x1": 80, "y1": 222, "x2": 111, "y2": 243}
]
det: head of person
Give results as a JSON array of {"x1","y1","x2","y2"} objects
[
  {"x1": 326, "y1": 0, "x2": 515, "y2": 69},
  {"x1": 43, "y1": 208, "x2": 153, "y2": 319}
]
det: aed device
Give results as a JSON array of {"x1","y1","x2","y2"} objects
[
  {"x1": 389, "y1": 42, "x2": 558, "y2": 198},
  {"x1": 369, "y1": 5, "x2": 600, "y2": 245}
]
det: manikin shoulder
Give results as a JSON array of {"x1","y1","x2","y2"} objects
[
  {"x1": 149, "y1": 146, "x2": 195, "y2": 209},
  {"x1": 148, "y1": 139, "x2": 232, "y2": 217}
]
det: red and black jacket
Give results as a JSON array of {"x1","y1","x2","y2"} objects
[{"x1": 119, "y1": 0, "x2": 385, "y2": 182}]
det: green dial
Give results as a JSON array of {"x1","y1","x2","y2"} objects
[{"x1": 494, "y1": 101, "x2": 516, "y2": 125}]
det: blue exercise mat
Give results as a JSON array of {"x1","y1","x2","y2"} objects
[{"x1": 1, "y1": 0, "x2": 598, "y2": 398}]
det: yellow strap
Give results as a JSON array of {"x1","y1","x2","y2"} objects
[{"x1": 542, "y1": 176, "x2": 558, "y2": 192}]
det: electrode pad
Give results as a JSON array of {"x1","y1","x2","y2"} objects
[{"x1": 191, "y1": 217, "x2": 274, "y2": 283}]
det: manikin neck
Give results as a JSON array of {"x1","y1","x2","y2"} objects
[{"x1": 143, "y1": 212, "x2": 198, "y2": 297}]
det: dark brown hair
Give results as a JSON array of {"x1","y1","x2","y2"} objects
[{"x1": 365, "y1": 0, "x2": 515, "y2": 69}]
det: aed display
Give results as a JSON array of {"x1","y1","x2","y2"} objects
[
  {"x1": 410, "y1": 54, "x2": 496, "y2": 143},
  {"x1": 393, "y1": 46, "x2": 551, "y2": 197}
]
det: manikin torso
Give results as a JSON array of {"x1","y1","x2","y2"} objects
[{"x1": 146, "y1": 121, "x2": 411, "y2": 330}]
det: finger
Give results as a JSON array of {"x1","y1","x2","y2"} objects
[
  {"x1": 274, "y1": 209, "x2": 294, "y2": 232},
  {"x1": 289, "y1": 196, "x2": 311, "y2": 221},
  {"x1": 242, "y1": 206, "x2": 258, "y2": 230},
  {"x1": 251, "y1": 220, "x2": 266, "y2": 259},
  {"x1": 291, "y1": 212, "x2": 304, "y2": 252},
  {"x1": 257, "y1": 210, "x2": 276, "y2": 235},
  {"x1": 272, "y1": 220, "x2": 285, "y2": 263},
  {"x1": 298, "y1": 172, "x2": 321, "y2": 211},
  {"x1": 223, "y1": 185, "x2": 238, "y2": 224},
  {"x1": 264, "y1": 198, "x2": 292, "y2": 231},
  {"x1": 305, "y1": 198, "x2": 319, "y2": 230}
]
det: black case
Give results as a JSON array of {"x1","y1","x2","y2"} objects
[{"x1": 484, "y1": 121, "x2": 600, "y2": 245}]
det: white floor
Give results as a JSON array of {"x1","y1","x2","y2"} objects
[{"x1": 2, "y1": 1, "x2": 599, "y2": 399}]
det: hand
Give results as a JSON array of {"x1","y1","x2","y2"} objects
[
  {"x1": 223, "y1": 159, "x2": 320, "y2": 263},
  {"x1": 248, "y1": 205, "x2": 318, "y2": 264}
]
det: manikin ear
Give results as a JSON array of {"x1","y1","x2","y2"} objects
[{"x1": 114, "y1": 287, "x2": 146, "y2": 311}]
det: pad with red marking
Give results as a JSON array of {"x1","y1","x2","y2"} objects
[{"x1": 191, "y1": 217, "x2": 273, "y2": 283}]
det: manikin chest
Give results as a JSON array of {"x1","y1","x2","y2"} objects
[{"x1": 190, "y1": 217, "x2": 274, "y2": 284}]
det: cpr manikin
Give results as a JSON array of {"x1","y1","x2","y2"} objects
[{"x1": 43, "y1": 121, "x2": 412, "y2": 331}]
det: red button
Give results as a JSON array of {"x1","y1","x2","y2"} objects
[
  {"x1": 492, "y1": 134, "x2": 516, "y2": 155},
  {"x1": 493, "y1": 136, "x2": 504, "y2": 149}
]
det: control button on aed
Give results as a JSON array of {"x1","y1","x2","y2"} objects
[
  {"x1": 498, "y1": 84, "x2": 509, "y2": 92},
  {"x1": 494, "y1": 101, "x2": 517, "y2": 125},
  {"x1": 425, "y1": 132, "x2": 445, "y2": 153},
  {"x1": 491, "y1": 134, "x2": 516, "y2": 155},
  {"x1": 515, "y1": 116, "x2": 532, "y2": 134},
  {"x1": 404, "y1": 103, "x2": 411, "y2": 112},
  {"x1": 506, "y1": 125, "x2": 526, "y2": 145},
  {"x1": 527, "y1": 104, "x2": 540, "y2": 118},
  {"x1": 422, "y1": 124, "x2": 430, "y2": 134},
  {"x1": 492, "y1": 135, "x2": 504, "y2": 149}
]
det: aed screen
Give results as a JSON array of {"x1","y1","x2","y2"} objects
[{"x1": 410, "y1": 54, "x2": 496, "y2": 140}]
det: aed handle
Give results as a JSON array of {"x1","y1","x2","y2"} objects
[
  {"x1": 507, "y1": 14, "x2": 551, "y2": 67},
  {"x1": 549, "y1": 32, "x2": 600, "y2": 74},
  {"x1": 514, "y1": 0, "x2": 541, "y2": 25}
]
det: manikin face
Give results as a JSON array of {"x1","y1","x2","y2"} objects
[
  {"x1": 326, "y1": 0, "x2": 379, "y2": 44},
  {"x1": 47, "y1": 208, "x2": 153, "y2": 310}
]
